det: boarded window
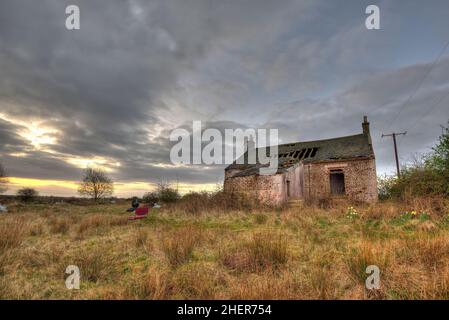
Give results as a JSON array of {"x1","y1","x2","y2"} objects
[{"x1": 330, "y1": 170, "x2": 345, "y2": 195}]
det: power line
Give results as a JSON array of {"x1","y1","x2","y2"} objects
[
  {"x1": 384, "y1": 39, "x2": 449, "y2": 132},
  {"x1": 407, "y1": 86, "x2": 449, "y2": 132}
]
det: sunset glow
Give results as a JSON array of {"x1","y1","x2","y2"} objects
[{"x1": 6, "y1": 177, "x2": 218, "y2": 198}]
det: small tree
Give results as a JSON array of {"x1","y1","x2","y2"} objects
[
  {"x1": 378, "y1": 122, "x2": 449, "y2": 199},
  {"x1": 78, "y1": 167, "x2": 114, "y2": 201},
  {"x1": 142, "y1": 192, "x2": 159, "y2": 205},
  {"x1": 0, "y1": 162, "x2": 8, "y2": 194},
  {"x1": 157, "y1": 181, "x2": 180, "y2": 203},
  {"x1": 17, "y1": 188, "x2": 38, "y2": 202},
  {"x1": 430, "y1": 122, "x2": 449, "y2": 195}
]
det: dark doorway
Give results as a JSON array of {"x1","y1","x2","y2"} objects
[
  {"x1": 330, "y1": 170, "x2": 345, "y2": 195},
  {"x1": 286, "y1": 180, "x2": 291, "y2": 197}
]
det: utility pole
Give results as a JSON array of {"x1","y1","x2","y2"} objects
[{"x1": 382, "y1": 132, "x2": 407, "y2": 178}]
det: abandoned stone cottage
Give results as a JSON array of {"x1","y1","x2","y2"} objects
[{"x1": 224, "y1": 116, "x2": 378, "y2": 205}]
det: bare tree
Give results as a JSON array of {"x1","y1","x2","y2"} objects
[
  {"x1": 78, "y1": 167, "x2": 114, "y2": 201},
  {"x1": 17, "y1": 187, "x2": 38, "y2": 202},
  {"x1": 0, "y1": 162, "x2": 8, "y2": 194}
]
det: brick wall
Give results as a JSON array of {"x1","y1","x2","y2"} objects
[
  {"x1": 303, "y1": 158, "x2": 377, "y2": 203},
  {"x1": 224, "y1": 173, "x2": 286, "y2": 206},
  {"x1": 224, "y1": 158, "x2": 378, "y2": 205}
]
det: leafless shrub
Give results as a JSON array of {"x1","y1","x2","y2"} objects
[
  {"x1": 16, "y1": 188, "x2": 38, "y2": 202},
  {"x1": 78, "y1": 167, "x2": 114, "y2": 201},
  {"x1": 0, "y1": 162, "x2": 8, "y2": 194}
]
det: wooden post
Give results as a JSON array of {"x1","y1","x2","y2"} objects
[{"x1": 382, "y1": 132, "x2": 407, "y2": 178}]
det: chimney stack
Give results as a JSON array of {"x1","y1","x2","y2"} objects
[
  {"x1": 245, "y1": 136, "x2": 256, "y2": 164},
  {"x1": 362, "y1": 115, "x2": 370, "y2": 135},
  {"x1": 245, "y1": 136, "x2": 255, "y2": 151}
]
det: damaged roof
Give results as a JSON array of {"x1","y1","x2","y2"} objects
[{"x1": 226, "y1": 133, "x2": 374, "y2": 177}]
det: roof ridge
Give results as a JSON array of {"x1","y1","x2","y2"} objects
[{"x1": 256, "y1": 133, "x2": 366, "y2": 149}]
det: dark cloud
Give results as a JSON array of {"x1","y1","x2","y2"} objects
[
  {"x1": 0, "y1": 0, "x2": 449, "y2": 195},
  {"x1": 0, "y1": 119, "x2": 28, "y2": 153}
]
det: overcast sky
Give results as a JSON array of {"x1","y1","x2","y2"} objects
[{"x1": 1, "y1": 0, "x2": 449, "y2": 197}]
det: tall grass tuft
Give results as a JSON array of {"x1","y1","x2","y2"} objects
[
  {"x1": 62, "y1": 246, "x2": 119, "y2": 283},
  {"x1": 0, "y1": 218, "x2": 29, "y2": 275},
  {"x1": 49, "y1": 217, "x2": 70, "y2": 234},
  {"x1": 0, "y1": 217, "x2": 28, "y2": 252},
  {"x1": 220, "y1": 231, "x2": 289, "y2": 273},
  {"x1": 167, "y1": 191, "x2": 261, "y2": 215},
  {"x1": 126, "y1": 266, "x2": 171, "y2": 299},
  {"x1": 248, "y1": 231, "x2": 289, "y2": 271},
  {"x1": 346, "y1": 241, "x2": 390, "y2": 285},
  {"x1": 162, "y1": 226, "x2": 202, "y2": 267}
]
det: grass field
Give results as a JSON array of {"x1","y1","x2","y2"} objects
[{"x1": 1, "y1": 198, "x2": 449, "y2": 299}]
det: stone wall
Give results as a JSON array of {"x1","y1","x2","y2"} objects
[
  {"x1": 303, "y1": 158, "x2": 377, "y2": 203},
  {"x1": 224, "y1": 173, "x2": 286, "y2": 206},
  {"x1": 224, "y1": 158, "x2": 378, "y2": 205},
  {"x1": 223, "y1": 165, "x2": 304, "y2": 206}
]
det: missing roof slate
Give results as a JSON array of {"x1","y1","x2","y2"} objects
[{"x1": 226, "y1": 133, "x2": 375, "y2": 175}]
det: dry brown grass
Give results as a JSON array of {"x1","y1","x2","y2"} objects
[
  {"x1": 133, "y1": 227, "x2": 154, "y2": 253},
  {"x1": 248, "y1": 231, "x2": 289, "y2": 271},
  {"x1": 76, "y1": 215, "x2": 109, "y2": 235},
  {"x1": 0, "y1": 217, "x2": 29, "y2": 276},
  {"x1": 1, "y1": 199, "x2": 449, "y2": 299},
  {"x1": 49, "y1": 217, "x2": 71, "y2": 234},
  {"x1": 165, "y1": 191, "x2": 264, "y2": 215},
  {"x1": 61, "y1": 246, "x2": 120, "y2": 283},
  {"x1": 406, "y1": 236, "x2": 449, "y2": 269},
  {"x1": 20, "y1": 245, "x2": 64, "y2": 270},
  {"x1": 220, "y1": 231, "x2": 289, "y2": 273},
  {"x1": 0, "y1": 217, "x2": 28, "y2": 251},
  {"x1": 228, "y1": 272, "x2": 302, "y2": 299},
  {"x1": 219, "y1": 247, "x2": 254, "y2": 273},
  {"x1": 162, "y1": 225, "x2": 202, "y2": 267},
  {"x1": 125, "y1": 266, "x2": 172, "y2": 299},
  {"x1": 76, "y1": 214, "x2": 128, "y2": 238},
  {"x1": 171, "y1": 262, "x2": 229, "y2": 299},
  {"x1": 346, "y1": 241, "x2": 391, "y2": 285}
]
